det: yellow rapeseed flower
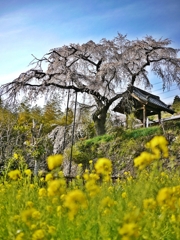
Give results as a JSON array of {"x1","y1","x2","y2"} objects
[
  {"x1": 32, "y1": 229, "x2": 45, "y2": 240},
  {"x1": 48, "y1": 226, "x2": 56, "y2": 235},
  {"x1": 146, "y1": 135, "x2": 168, "y2": 149},
  {"x1": 118, "y1": 222, "x2": 139, "y2": 238},
  {"x1": 78, "y1": 163, "x2": 83, "y2": 167},
  {"x1": 38, "y1": 170, "x2": 45, "y2": 177},
  {"x1": 146, "y1": 136, "x2": 169, "y2": 158},
  {"x1": 58, "y1": 171, "x2": 64, "y2": 178},
  {"x1": 156, "y1": 187, "x2": 172, "y2": 204},
  {"x1": 143, "y1": 198, "x2": 156, "y2": 210},
  {"x1": 101, "y1": 196, "x2": 116, "y2": 209},
  {"x1": 45, "y1": 173, "x2": 53, "y2": 182},
  {"x1": 30, "y1": 184, "x2": 35, "y2": 189},
  {"x1": 46, "y1": 206, "x2": 53, "y2": 212},
  {"x1": 89, "y1": 173, "x2": 100, "y2": 181},
  {"x1": 83, "y1": 172, "x2": 89, "y2": 181},
  {"x1": 38, "y1": 188, "x2": 47, "y2": 197},
  {"x1": 122, "y1": 192, "x2": 127, "y2": 199},
  {"x1": 47, "y1": 154, "x2": 63, "y2": 170},
  {"x1": 156, "y1": 187, "x2": 174, "y2": 208},
  {"x1": 170, "y1": 214, "x2": 176, "y2": 223},
  {"x1": 30, "y1": 224, "x2": 36, "y2": 230},
  {"x1": 32, "y1": 210, "x2": 41, "y2": 219},
  {"x1": 134, "y1": 136, "x2": 169, "y2": 170},
  {"x1": 8, "y1": 170, "x2": 21, "y2": 180},
  {"x1": 40, "y1": 177, "x2": 45, "y2": 182},
  {"x1": 173, "y1": 185, "x2": 180, "y2": 196},
  {"x1": 57, "y1": 205, "x2": 62, "y2": 216},
  {"x1": 83, "y1": 171, "x2": 99, "y2": 181},
  {"x1": 47, "y1": 179, "x2": 66, "y2": 197},
  {"x1": 15, "y1": 232, "x2": 24, "y2": 240},
  {"x1": 24, "y1": 169, "x2": 32, "y2": 177},
  {"x1": 52, "y1": 197, "x2": 59, "y2": 204},
  {"x1": 134, "y1": 151, "x2": 154, "y2": 170},
  {"x1": 13, "y1": 153, "x2": 18, "y2": 160},
  {"x1": 26, "y1": 201, "x2": 34, "y2": 208},
  {"x1": 11, "y1": 215, "x2": 20, "y2": 222},
  {"x1": 95, "y1": 158, "x2": 112, "y2": 175},
  {"x1": 85, "y1": 180, "x2": 100, "y2": 197},
  {"x1": 21, "y1": 208, "x2": 41, "y2": 226},
  {"x1": 64, "y1": 189, "x2": 87, "y2": 220}
]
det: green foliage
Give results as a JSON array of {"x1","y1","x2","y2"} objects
[
  {"x1": 164, "y1": 120, "x2": 180, "y2": 131},
  {"x1": 0, "y1": 102, "x2": 19, "y2": 168},
  {"x1": 57, "y1": 108, "x2": 73, "y2": 126},
  {"x1": 68, "y1": 126, "x2": 164, "y2": 170},
  {"x1": 42, "y1": 98, "x2": 64, "y2": 133},
  {"x1": 126, "y1": 112, "x2": 139, "y2": 129},
  {"x1": 0, "y1": 98, "x2": 56, "y2": 172},
  {"x1": 172, "y1": 95, "x2": 180, "y2": 113},
  {"x1": 77, "y1": 108, "x2": 96, "y2": 139},
  {"x1": 65, "y1": 134, "x2": 114, "y2": 166},
  {"x1": 66, "y1": 144, "x2": 90, "y2": 166},
  {"x1": 122, "y1": 126, "x2": 162, "y2": 139},
  {"x1": 84, "y1": 134, "x2": 114, "y2": 146}
]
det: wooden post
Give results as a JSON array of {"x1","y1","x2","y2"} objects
[
  {"x1": 146, "y1": 117, "x2": 149, "y2": 128},
  {"x1": 158, "y1": 111, "x2": 161, "y2": 125},
  {"x1": 143, "y1": 105, "x2": 146, "y2": 128},
  {"x1": 126, "y1": 114, "x2": 129, "y2": 129}
]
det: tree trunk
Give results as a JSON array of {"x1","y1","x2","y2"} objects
[{"x1": 93, "y1": 107, "x2": 108, "y2": 135}]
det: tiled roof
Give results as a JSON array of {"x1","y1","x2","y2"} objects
[
  {"x1": 131, "y1": 86, "x2": 174, "y2": 113},
  {"x1": 113, "y1": 86, "x2": 175, "y2": 114}
]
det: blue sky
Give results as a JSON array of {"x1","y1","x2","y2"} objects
[{"x1": 0, "y1": 0, "x2": 180, "y2": 104}]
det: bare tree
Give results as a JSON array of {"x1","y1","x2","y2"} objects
[{"x1": 1, "y1": 34, "x2": 180, "y2": 135}]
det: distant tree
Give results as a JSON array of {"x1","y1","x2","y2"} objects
[
  {"x1": 6, "y1": 99, "x2": 52, "y2": 174},
  {"x1": 1, "y1": 34, "x2": 180, "y2": 135},
  {"x1": 16, "y1": 97, "x2": 67, "y2": 174},
  {"x1": 173, "y1": 95, "x2": 180, "y2": 103},
  {"x1": 172, "y1": 95, "x2": 180, "y2": 113},
  {"x1": 0, "y1": 100, "x2": 17, "y2": 166}
]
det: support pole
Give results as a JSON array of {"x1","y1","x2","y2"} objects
[
  {"x1": 158, "y1": 111, "x2": 161, "y2": 125},
  {"x1": 69, "y1": 91, "x2": 78, "y2": 176},
  {"x1": 63, "y1": 89, "x2": 70, "y2": 150},
  {"x1": 146, "y1": 117, "x2": 149, "y2": 128},
  {"x1": 143, "y1": 105, "x2": 146, "y2": 128}
]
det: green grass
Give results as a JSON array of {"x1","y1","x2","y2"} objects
[
  {"x1": 68, "y1": 126, "x2": 164, "y2": 166},
  {"x1": 122, "y1": 126, "x2": 162, "y2": 139},
  {"x1": 84, "y1": 134, "x2": 114, "y2": 146}
]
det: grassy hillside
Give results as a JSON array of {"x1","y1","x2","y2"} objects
[{"x1": 66, "y1": 120, "x2": 180, "y2": 175}]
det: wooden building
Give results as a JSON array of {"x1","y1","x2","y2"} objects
[{"x1": 113, "y1": 86, "x2": 175, "y2": 127}]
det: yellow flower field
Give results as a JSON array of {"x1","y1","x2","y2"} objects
[{"x1": 0, "y1": 136, "x2": 180, "y2": 240}]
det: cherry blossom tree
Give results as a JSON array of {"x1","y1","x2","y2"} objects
[{"x1": 1, "y1": 34, "x2": 180, "y2": 135}]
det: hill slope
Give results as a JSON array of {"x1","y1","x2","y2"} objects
[{"x1": 65, "y1": 120, "x2": 180, "y2": 176}]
